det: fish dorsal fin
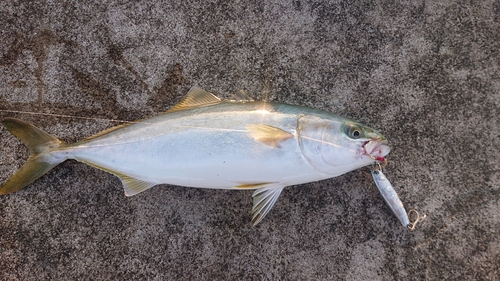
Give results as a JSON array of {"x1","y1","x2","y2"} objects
[
  {"x1": 167, "y1": 86, "x2": 221, "y2": 112},
  {"x1": 246, "y1": 124, "x2": 294, "y2": 148},
  {"x1": 252, "y1": 185, "x2": 285, "y2": 225},
  {"x1": 229, "y1": 89, "x2": 254, "y2": 102},
  {"x1": 119, "y1": 175, "x2": 157, "y2": 196}
]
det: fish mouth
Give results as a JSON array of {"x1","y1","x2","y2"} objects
[{"x1": 363, "y1": 139, "x2": 391, "y2": 162}]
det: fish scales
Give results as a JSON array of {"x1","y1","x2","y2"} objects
[{"x1": 69, "y1": 103, "x2": 312, "y2": 189}]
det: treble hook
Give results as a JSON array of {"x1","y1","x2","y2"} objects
[{"x1": 407, "y1": 209, "x2": 427, "y2": 231}]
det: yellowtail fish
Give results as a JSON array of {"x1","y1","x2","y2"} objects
[{"x1": 0, "y1": 87, "x2": 390, "y2": 224}]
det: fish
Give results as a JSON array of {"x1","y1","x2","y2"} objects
[
  {"x1": 371, "y1": 167, "x2": 410, "y2": 228},
  {"x1": 0, "y1": 87, "x2": 390, "y2": 224}
]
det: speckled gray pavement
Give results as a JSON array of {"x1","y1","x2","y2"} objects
[{"x1": 0, "y1": 1, "x2": 499, "y2": 280}]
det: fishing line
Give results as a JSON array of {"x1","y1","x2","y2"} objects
[{"x1": 0, "y1": 109, "x2": 132, "y2": 124}]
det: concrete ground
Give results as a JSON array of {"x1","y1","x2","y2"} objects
[{"x1": 0, "y1": 1, "x2": 498, "y2": 280}]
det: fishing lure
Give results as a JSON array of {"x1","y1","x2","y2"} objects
[{"x1": 371, "y1": 165, "x2": 425, "y2": 230}]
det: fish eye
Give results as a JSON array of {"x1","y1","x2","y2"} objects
[
  {"x1": 352, "y1": 130, "x2": 360, "y2": 138},
  {"x1": 349, "y1": 126, "x2": 363, "y2": 139},
  {"x1": 341, "y1": 123, "x2": 365, "y2": 139}
]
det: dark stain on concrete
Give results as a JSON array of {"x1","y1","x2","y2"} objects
[
  {"x1": 69, "y1": 68, "x2": 149, "y2": 123},
  {"x1": 149, "y1": 62, "x2": 190, "y2": 112},
  {"x1": 28, "y1": 30, "x2": 75, "y2": 101},
  {"x1": 70, "y1": 68, "x2": 119, "y2": 117},
  {"x1": 0, "y1": 1, "x2": 499, "y2": 280},
  {"x1": 9, "y1": 80, "x2": 27, "y2": 88},
  {"x1": 0, "y1": 29, "x2": 76, "y2": 102},
  {"x1": 0, "y1": 33, "x2": 24, "y2": 66},
  {"x1": 107, "y1": 44, "x2": 149, "y2": 92}
]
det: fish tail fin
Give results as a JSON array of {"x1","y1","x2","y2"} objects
[{"x1": 0, "y1": 118, "x2": 65, "y2": 195}]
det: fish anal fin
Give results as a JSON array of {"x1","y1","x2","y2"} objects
[
  {"x1": 167, "y1": 86, "x2": 221, "y2": 112},
  {"x1": 251, "y1": 185, "x2": 285, "y2": 225},
  {"x1": 246, "y1": 124, "x2": 293, "y2": 148},
  {"x1": 119, "y1": 175, "x2": 157, "y2": 196},
  {"x1": 79, "y1": 161, "x2": 156, "y2": 196}
]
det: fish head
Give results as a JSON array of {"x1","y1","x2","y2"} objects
[{"x1": 297, "y1": 115, "x2": 390, "y2": 175}]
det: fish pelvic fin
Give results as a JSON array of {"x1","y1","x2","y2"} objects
[
  {"x1": 0, "y1": 118, "x2": 66, "y2": 195},
  {"x1": 251, "y1": 185, "x2": 286, "y2": 225}
]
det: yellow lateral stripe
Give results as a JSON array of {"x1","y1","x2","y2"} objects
[{"x1": 234, "y1": 182, "x2": 274, "y2": 189}]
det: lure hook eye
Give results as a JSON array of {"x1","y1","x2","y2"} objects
[{"x1": 371, "y1": 158, "x2": 387, "y2": 172}]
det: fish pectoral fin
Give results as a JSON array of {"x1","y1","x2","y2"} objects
[
  {"x1": 166, "y1": 86, "x2": 221, "y2": 112},
  {"x1": 119, "y1": 175, "x2": 157, "y2": 196},
  {"x1": 251, "y1": 185, "x2": 286, "y2": 225},
  {"x1": 246, "y1": 124, "x2": 293, "y2": 148}
]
